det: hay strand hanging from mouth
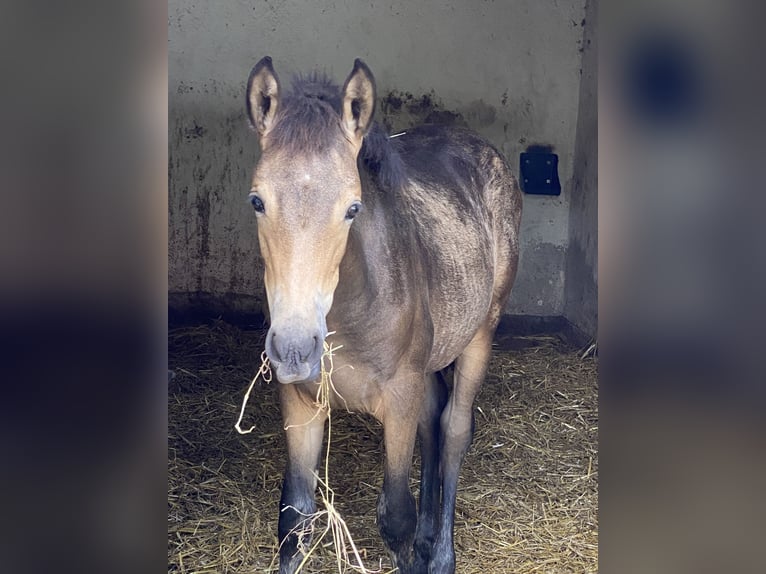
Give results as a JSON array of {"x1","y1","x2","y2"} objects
[{"x1": 235, "y1": 351, "x2": 272, "y2": 435}]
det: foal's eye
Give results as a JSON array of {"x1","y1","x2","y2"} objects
[
  {"x1": 249, "y1": 194, "x2": 265, "y2": 214},
  {"x1": 345, "y1": 202, "x2": 362, "y2": 221}
]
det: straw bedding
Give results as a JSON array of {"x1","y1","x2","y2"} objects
[{"x1": 168, "y1": 320, "x2": 598, "y2": 573}]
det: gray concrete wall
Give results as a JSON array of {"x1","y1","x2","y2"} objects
[
  {"x1": 169, "y1": 0, "x2": 588, "y2": 317},
  {"x1": 564, "y1": 0, "x2": 597, "y2": 338}
]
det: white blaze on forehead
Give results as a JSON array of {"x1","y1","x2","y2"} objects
[{"x1": 302, "y1": 173, "x2": 311, "y2": 181}]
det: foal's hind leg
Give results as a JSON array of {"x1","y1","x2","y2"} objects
[
  {"x1": 413, "y1": 372, "x2": 448, "y2": 571},
  {"x1": 430, "y1": 327, "x2": 494, "y2": 574}
]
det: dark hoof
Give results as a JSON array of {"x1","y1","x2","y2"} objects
[
  {"x1": 279, "y1": 549, "x2": 306, "y2": 574},
  {"x1": 428, "y1": 549, "x2": 456, "y2": 574},
  {"x1": 412, "y1": 553, "x2": 431, "y2": 574},
  {"x1": 413, "y1": 539, "x2": 433, "y2": 573}
]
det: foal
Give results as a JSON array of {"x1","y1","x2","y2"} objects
[{"x1": 245, "y1": 57, "x2": 521, "y2": 574}]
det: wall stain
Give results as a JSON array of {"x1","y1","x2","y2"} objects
[
  {"x1": 380, "y1": 90, "x2": 468, "y2": 132},
  {"x1": 229, "y1": 245, "x2": 240, "y2": 293},
  {"x1": 381, "y1": 92, "x2": 403, "y2": 112},
  {"x1": 184, "y1": 122, "x2": 207, "y2": 140},
  {"x1": 380, "y1": 91, "x2": 500, "y2": 131},
  {"x1": 460, "y1": 99, "x2": 496, "y2": 127},
  {"x1": 223, "y1": 157, "x2": 234, "y2": 185},
  {"x1": 424, "y1": 109, "x2": 465, "y2": 125},
  {"x1": 176, "y1": 82, "x2": 194, "y2": 94},
  {"x1": 195, "y1": 163, "x2": 211, "y2": 183},
  {"x1": 195, "y1": 188, "x2": 211, "y2": 292}
]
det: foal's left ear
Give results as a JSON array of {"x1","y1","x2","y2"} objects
[{"x1": 341, "y1": 59, "x2": 376, "y2": 150}]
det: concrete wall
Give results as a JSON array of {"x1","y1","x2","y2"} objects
[
  {"x1": 169, "y1": 0, "x2": 588, "y2": 317},
  {"x1": 564, "y1": 0, "x2": 598, "y2": 338}
]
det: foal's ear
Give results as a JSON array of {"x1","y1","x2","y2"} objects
[
  {"x1": 247, "y1": 56, "x2": 281, "y2": 138},
  {"x1": 341, "y1": 59, "x2": 376, "y2": 149}
]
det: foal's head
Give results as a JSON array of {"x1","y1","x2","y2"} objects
[{"x1": 246, "y1": 57, "x2": 376, "y2": 383}]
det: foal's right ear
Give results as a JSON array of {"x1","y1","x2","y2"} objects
[{"x1": 247, "y1": 56, "x2": 281, "y2": 138}]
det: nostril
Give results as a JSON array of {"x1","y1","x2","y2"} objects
[
  {"x1": 310, "y1": 335, "x2": 322, "y2": 360},
  {"x1": 308, "y1": 336, "x2": 319, "y2": 362},
  {"x1": 267, "y1": 331, "x2": 282, "y2": 362}
]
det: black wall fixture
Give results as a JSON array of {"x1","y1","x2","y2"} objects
[{"x1": 519, "y1": 144, "x2": 561, "y2": 196}]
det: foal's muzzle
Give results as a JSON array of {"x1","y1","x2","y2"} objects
[{"x1": 265, "y1": 327, "x2": 324, "y2": 384}]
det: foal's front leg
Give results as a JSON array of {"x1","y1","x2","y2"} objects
[
  {"x1": 277, "y1": 384, "x2": 327, "y2": 574},
  {"x1": 377, "y1": 374, "x2": 423, "y2": 574}
]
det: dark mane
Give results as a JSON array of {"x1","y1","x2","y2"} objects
[
  {"x1": 269, "y1": 72, "x2": 343, "y2": 154},
  {"x1": 271, "y1": 72, "x2": 407, "y2": 191},
  {"x1": 360, "y1": 123, "x2": 407, "y2": 192}
]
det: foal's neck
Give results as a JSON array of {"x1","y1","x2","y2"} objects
[{"x1": 335, "y1": 170, "x2": 406, "y2": 310}]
